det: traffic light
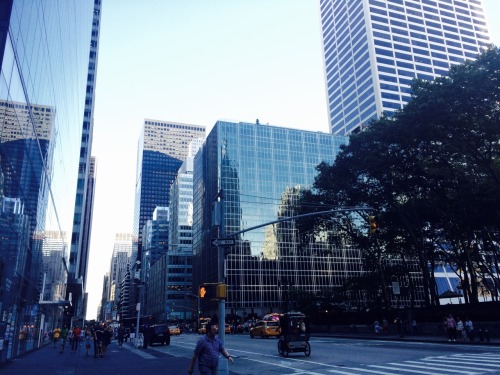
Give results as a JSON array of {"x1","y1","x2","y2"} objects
[
  {"x1": 369, "y1": 215, "x2": 378, "y2": 234},
  {"x1": 199, "y1": 285, "x2": 207, "y2": 298},
  {"x1": 216, "y1": 283, "x2": 227, "y2": 299}
]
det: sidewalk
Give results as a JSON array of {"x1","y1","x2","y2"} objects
[{"x1": 0, "y1": 340, "x2": 240, "y2": 375}]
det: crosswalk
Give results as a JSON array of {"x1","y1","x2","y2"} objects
[{"x1": 326, "y1": 353, "x2": 500, "y2": 375}]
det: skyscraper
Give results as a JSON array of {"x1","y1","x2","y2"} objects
[
  {"x1": 320, "y1": 0, "x2": 491, "y2": 135},
  {"x1": 191, "y1": 121, "x2": 422, "y2": 317},
  {"x1": 0, "y1": 0, "x2": 96, "y2": 361},
  {"x1": 67, "y1": 0, "x2": 102, "y2": 323},
  {"x1": 106, "y1": 233, "x2": 132, "y2": 321},
  {"x1": 133, "y1": 120, "x2": 205, "y2": 263}
]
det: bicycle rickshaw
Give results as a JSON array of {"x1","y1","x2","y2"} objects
[{"x1": 277, "y1": 312, "x2": 311, "y2": 357}]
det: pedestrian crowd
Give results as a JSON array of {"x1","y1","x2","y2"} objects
[
  {"x1": 51, "y1": 322, "x2": 116, "y2": 358},
  {"x1": 442, "y1": 314, "x2": 486, "y2": 342}
]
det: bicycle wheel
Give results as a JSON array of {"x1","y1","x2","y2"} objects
[{"x1": 278, "y1": 339, "x2": 284, "y2": 356}]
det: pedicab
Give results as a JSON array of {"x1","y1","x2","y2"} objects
[{"x1": 277, "y1": 312, "x2": 311, "y2": 357}]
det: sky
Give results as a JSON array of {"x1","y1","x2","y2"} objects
[{"x1": 86, "y1": 0, "x2": 500, "y2": 319}]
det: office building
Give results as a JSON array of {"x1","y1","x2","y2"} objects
[
  {"x1": 193, "y1": 121, "x2": 410, "y2": 317},
  {"x1": 320, "y1": 0, "x2": 491, "y2": 135},
  {"x1": 0, "y1": 0, "x2": 96, "y2": 362},
  {"x1": 133, "y1": 120, "x2": 205, "y2": 263},
  {"x1": 67, "y1": 0, "x2": 102, "y2": 323},
  {"x1": 107, "y1": 233, "x2": 133, "y2": 320}
]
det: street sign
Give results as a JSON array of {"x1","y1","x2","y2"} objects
[{"x1": 211, "y1": 238, "x2": 235, "y2": 246}]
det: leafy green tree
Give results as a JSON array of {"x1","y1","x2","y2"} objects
[{"x1": 298, "y1": 46, "x2": 500, "y2": 307}]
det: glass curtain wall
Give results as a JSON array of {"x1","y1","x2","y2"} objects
[{"x1": 0, "y1": 0, "x2": 94, "y2": 361}]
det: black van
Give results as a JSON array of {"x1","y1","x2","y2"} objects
[{"x1": 147, "y1": 324, "x2": 170, "y2": 346}]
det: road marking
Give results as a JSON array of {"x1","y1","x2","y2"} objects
[
  {"x1": 326, "y1": 369, "x2": 365, "y2": 375},
  {"x1": 369, "y1": 365, "x2": 444, "y2": 375},
  {"x1": 122, "y1": 344, "x2": 157, "y2": 359},
  {"x1": 424, "y1": 357, "x2": 500, "y2": 368},
  {"x1": 330, "y1": 367, "x2": 400, "y2": 375},
  {"x1": 400, "y1": 361, "x2": 483, "y2": 373}
]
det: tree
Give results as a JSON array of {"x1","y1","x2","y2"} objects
[{"x1": 298, "y1": 46, "x2": 500, "y2": 307}]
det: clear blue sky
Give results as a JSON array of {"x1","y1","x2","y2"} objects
[{"x1": 87, "y1": 0, "x2": 500, "y2": 319}]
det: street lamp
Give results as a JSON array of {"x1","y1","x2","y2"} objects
[{"x1": 134, "y1": 260, "x2": 142, "y2": 346}]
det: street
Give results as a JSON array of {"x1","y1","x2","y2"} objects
[
  {"x1": 2, "y1": 333, "x2": 500, "y2": 375},
  {"x1": 162, "y1": 333, "x2": 500, "y2": 375}
]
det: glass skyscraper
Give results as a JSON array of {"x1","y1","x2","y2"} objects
[
  {"x1": 133, "y1": 120, "x2": 205, "y2": 264},
  {"x1": 0, "y1": 0, "x2": 96, "y2": 362},
  {"x1": 320, "y1": 0, "x2": 491, "y2": 135},
  {"x1": 192, "y1": 121, "x2": 370, "y2": 317}
]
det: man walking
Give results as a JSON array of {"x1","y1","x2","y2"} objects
[
  {"x1": 188, "y1": 321, "x2": 234, "y2": 375},
  {"x1": 71, "y1": 325, "x2": 82, "y2": 352}
]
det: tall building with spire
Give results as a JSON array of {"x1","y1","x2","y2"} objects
[{"x1": 320, "y1": 0, "x2": 491, "y2": 135}]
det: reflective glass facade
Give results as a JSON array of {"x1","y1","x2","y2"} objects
[
  {"x1": 0, "y1": 0, "x2": 95, "y2": 361},
  {"x1": 193, "y1": 121, "x2": 361, "y2": 316},
  {"x1": 133, "y1": 120, "x2": 205, "y2": 263},
  {"x1": 320, "y1": 0, "x2": 491, "y2": 135}
]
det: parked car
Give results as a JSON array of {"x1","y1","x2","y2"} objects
[
  {"x1": 148, "y1": 324, "x2": 170, "y2": 346},
  {"x1": 249, "y1": 320, "x2": 281, "y2": 338},
  {"x1": 169, "y1": 325, "x2": 181, "y2": 335}
]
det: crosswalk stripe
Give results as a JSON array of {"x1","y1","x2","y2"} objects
[
  {"x1": 369, "y1": 364, "x2": 445, "y2": 374},
  {"x1": 327, "y1": 369, "x2": 363, "y2": 375},
  {"x1": 451, "y1": 355, "x2": 500, "y2": 363},
  {"x1": 424, "y1": 358, "x2": 500, "y2": 368},
  {"x1": 331, "y1": 367, "x2": 400, "y2": 375},
  {"x1": 394, "y1": 362, "x2": 482, "y2": 374},
  {"x1": 405, "y1": 360, "x2": 488, "y2": 372}
]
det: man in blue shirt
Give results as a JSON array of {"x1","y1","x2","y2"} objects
[{"x1": 188, "y1": 321, "x2": 234, "y2": 375}]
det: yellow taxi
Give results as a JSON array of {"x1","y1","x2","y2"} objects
[
  {"x1": 168, "y1": 325, "x2": 181, "y2": 335},
  {"x1": 249, "y1": 320, "x2": 281, "y2": 338}
]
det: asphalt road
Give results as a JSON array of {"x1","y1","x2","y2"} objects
[
  {"x1": 177, "y1": 333, "x2": 500, "y2": 375},
  {"x1": 2, "y1": 333, "x2": 500, "y2": 375}
]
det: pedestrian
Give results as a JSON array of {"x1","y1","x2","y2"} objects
[
  {"x1": 456, "y1": 317, "x2": 465, "y2": 341},
  {"x1": 94, "y1": 322, "x2": 104, "y2": 358},
  {"x1": 465, "y1": 317, "x2": 474, "y2": 341},
  {"x1": 102, "y1": 324, "x2": 112, "y2": 355},
  {"x1": 142, "y1": 323, "x2": 151, "y2": 349},
  {"x1": 85, "y1": 330, "x2": 92, "y2": 356},
  {"x1": 412, "y1": 319, "x2": 418, "y2": 335},
  {"x1": 117, "y1": 324, "x2": 125, "y2": 348},
  {"x1": 394, "y1": 317, "x2": 403, "y2": 337},
  {"x1": 445, "y1": 314, "x2": 457, "y2": 342},
  {"x1": 188, "y1": 321, "x2": 234, "y2": 375},
  {"x1": 60, "y1": 325, "x2": 69, "y2": 353},
  {"x1": 382, "y1": 318, "x2": 389, "y2": 334},
  {"x1": 72, "y1": 325, "x2": 82, "y2": 352},
  {"x1": 374, "y1": 320, "x2": 380, "y2": 334},
  {"x1": 53, "y1": 327, "x2": 61, "y2": 348}
]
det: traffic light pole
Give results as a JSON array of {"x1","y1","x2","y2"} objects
[{"x1": 217, "y1": 190, "x2": 228, "y2": 375}]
